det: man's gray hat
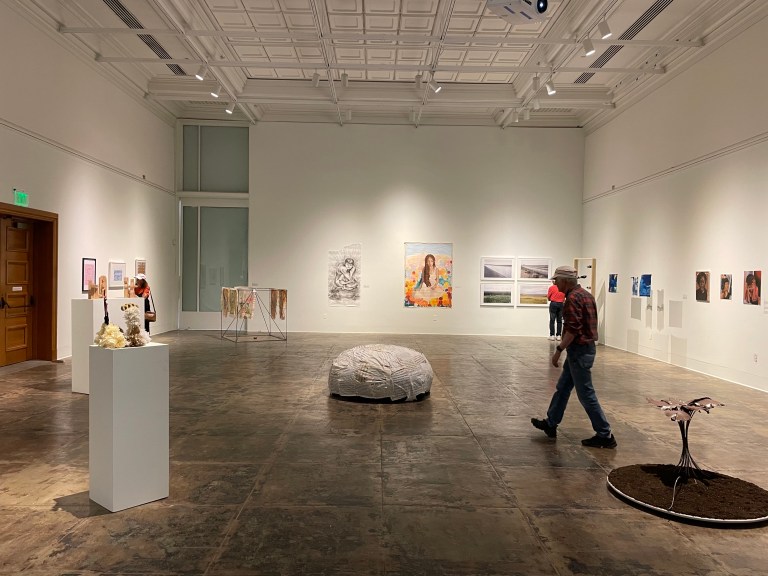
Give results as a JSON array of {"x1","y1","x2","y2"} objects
[{"x1": 551, "y1": 265, "x2": 578, "y2": 280}]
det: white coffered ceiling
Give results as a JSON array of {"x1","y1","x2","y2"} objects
[{"x1": 19, "y1": 0, "x2": 768, "y2": 129}]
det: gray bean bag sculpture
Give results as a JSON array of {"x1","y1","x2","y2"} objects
[{"x1": 328, "y1": 344, "x2": 432, "y2": 401}]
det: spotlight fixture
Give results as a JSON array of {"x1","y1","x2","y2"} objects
[
  {"x1": 598, "y1": 19, "x2": 612, "y2": 40},
  {"x1": 415, "y1": 73, "x2": 423, "y2": 89},
  {"x1": 341, "y1": 72, "x2": 349, "y2": 88},
  {"x1": 194, "y1": 65, "x2": 206, "y2": 81},
  {"x1": 428, "y1": 79, "x2": 442, "y2": 93},
  {"x1": 512, "y1": 110, "x2": 519, "y2": 123},
  {"x1": 545, "y1": 81, "x2": 556, "y2": 95},
  {"x1": 312, "y1": 72, "x2": 320, "y2": 87},
  {"x1": 225, "y1": 102, "x2": 236, "y2": 114},
  {"x1": 582, "y1": 38, "x2": 596, "y2": 57},
  {"x1": 211, "y1": 83, "x2": 221, "y2": 98},
  {"x1": 532, "y1": 98, "x2": 540, "y2": 110},
  {"x1": 532, "y1": 75, "x2": 540, "y2": 92},
  {"x1": 345, "y1": 109, "x2": 352, "y2": 121},
  {"x1": 523, "y1": 109, "x2": 530, "y2": 121}
]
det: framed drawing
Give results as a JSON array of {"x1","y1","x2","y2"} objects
[
  {"x1": 481, "y1": 257, "x2": 515, "y2": 280},
  {"x1": 518, "y1": 257, "x2": 551, "y2": 281},
  {"x1": 135, "y1": 259, "x2": 146, "y2": 276},
  {"x1": 480, "y1": 282, "x2": 514, "y2": 306},
  {"x1": 108, "y1": 261, "x2": 127, "y2": 289},
  {"x1": 82, "y1": 258, "x2": 96, "y2": 292},
  {"x1": 517, "y1": 282, "x2": 549, "y2": 306}
]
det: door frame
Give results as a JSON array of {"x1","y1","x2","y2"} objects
[{"x1": 0, "y1": 201, "x2": 58, "y2": 361}]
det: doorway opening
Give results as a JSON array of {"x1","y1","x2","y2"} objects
[{"x1": 0, "y1": 202, "x2": 58, "y2": 367}]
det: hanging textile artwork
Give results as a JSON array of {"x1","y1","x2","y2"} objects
[
  {"x1": 279, "y1": 289, "x2": 287, "y2": 320},
  {"x1": 270, "y1": 289, "x2": 288, "y2": 320},
  {"x1": 328, "y1": 243, "x2": 361, "y2": 306},
  {"x1": 238, "y1": 288, "x2": 254, "y2": 319},
  {"x1": 221, "y1": 287, "x2": 230, "y2": 317},
  {"x1": 227, "y1": 288, "x2": 238, "y2": 316}
]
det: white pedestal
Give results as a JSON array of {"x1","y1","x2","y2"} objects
[
  {"x1": 71, "y1": 298, "x2": 142, "y2": 394},
  {"x1": 89, "y1": 342, "x2": 169, "y2": 512}
]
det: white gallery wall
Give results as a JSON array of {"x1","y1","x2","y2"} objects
[
  {"x1": 250, "y1": 123, "x2": 584, "y2": 336},
  {"x1": 0, "y1": 2, "x2": 177, "y2": 359},
  {"x1": 583, "y1": 13, "x2": 768, "y2": 391}
]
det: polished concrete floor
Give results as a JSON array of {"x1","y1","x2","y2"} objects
[{"x1": 1, "y1": 331, "x2": 768, "y2": 575}]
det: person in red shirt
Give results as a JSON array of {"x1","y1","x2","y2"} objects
[
  {"x1": 531, "y1": 265, "x2": 616, "y2": 449},
  {"x1": 546, "y1": 279, "x2": 565, "y2": 341}
]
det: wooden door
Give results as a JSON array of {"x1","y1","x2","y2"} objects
[{"x1": 0, "y1": 217, "x2": 35, "y2": 366}]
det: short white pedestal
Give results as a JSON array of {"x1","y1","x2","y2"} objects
[
  {"x1": 72, "y1": 298, "x2": 142, "y2": 394},
  {"x1": 89, "y1": 342, "x2": 169, "y2": 512}
]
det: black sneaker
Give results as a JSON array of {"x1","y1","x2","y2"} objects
[
  {"x1": 531, "y1": 418, "x2": 557, "y2": 438},
  {"x1": 581, "y1": 434, "x2": 617, "y2": 449}
]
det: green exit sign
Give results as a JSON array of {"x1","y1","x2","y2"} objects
[{"x1": 13, "y1": 189, "x2": 28, "y2": 207}]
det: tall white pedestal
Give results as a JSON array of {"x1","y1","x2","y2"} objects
[
  {"x1": 71, "y1": 298, "x2": 141, "y2": 394},
  {"x1": 89, "y1": 343, "x2": 169, "y2": 512}
]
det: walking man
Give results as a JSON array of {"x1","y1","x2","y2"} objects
[{"x1": 531, "y1": 265, "x2": 617, "y2": 448}]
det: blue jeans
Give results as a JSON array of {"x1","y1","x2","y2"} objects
[
  {"x1": 546, "y1": 342, "x2": 611, "y2": 438},
  {"x1": 549, "y1": 302, "x2": 563, "y2": 336}
]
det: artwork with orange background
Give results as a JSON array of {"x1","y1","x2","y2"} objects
[{"x1": 404, "y1": 242, "x2": 452, "y2": 308}]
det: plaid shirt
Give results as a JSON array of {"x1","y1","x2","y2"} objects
[{"x1": 563, "y1": 284, "x2": 598, "y2": 345}]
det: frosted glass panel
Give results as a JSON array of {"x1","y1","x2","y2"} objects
[
  {"x1": 182, "y1": 126, "x2": 199, "y2": 191},
  {"x1": 200, "y1": 126, "x2": 248, "y2": 192},
  {"x1": 181, "y1": 206, "x2": 198, "y2": 311},
  {"x1": 199, "y1": 207, "x2": 248, "y2": 312}
]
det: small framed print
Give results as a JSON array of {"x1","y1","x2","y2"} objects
[
  {"x1": 108, "y1": 261, "x2": 127, "y2": 289},
  {"x1": 135, "y1": 259, "x2": 146, "y2": 276},
  {"x1": 480, "y1": 282, "x2": 515, "y2": 306},
  {"x1": 82, "y1": 258, "x2": 96, "y2": 292},
  {"x1": 517, "y1": 282, "x2": 549, "y2": 307},
  {"x1": 518, "y1": 257, "x2": 552, "y2": 281},
  {"x1": 481, "y1": 257, "x2": 515, "y2": 281}
]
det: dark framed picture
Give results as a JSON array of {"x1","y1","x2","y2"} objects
[{"x1": 82, "y1": 258, "x2": 96, "y2": 293}]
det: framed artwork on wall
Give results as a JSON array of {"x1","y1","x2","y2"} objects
[
  {"x1": 480, "y1": 282, "x2": 514, "y2": 306},
  {"x1": 481, "y1": 257, "x2": 515, "y2": 280},
  {"x1": 608, "y1": 274, "x2": 618, "y2": 293},
  {"x1": 108, "y1": 261, "x2": 127, "y2": 289},
  {"x1": 135, "y1": 259, "x2": 146, "y2": 277},
  {"x1": 82, "y1": 258, "x2": 96, "y2": 292},
  {"x1": 720, "y1": 274, "x2": 732, "y2": 300},
  {"x1": 639, "y1": 274, "x2": 652, "y2": 297},
  {"x1": 744, "y1": 270, "x2": 761, "y2": 305},
  {"x1": 695, "y1": 271, "x2": 710, "y2": 302},
  {"x1": 517, "y1": 282, "x2": 549, "y2": 307},
  {"x1": 518, "y1": 257, "x2": 551, "y2": 281},
  {"x1": 404, "y1": 242, "x2": 453, "y2": 308}
]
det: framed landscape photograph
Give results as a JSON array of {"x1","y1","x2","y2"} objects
[
  {"x1": 108, "y1": 261, "x2": 127, "y2": 289},
  {"x1": 481, "y1": 257, "x2": 515, "y2": 280},
  {"x1": 81, "y1": 258, "x2": 96, "y2": 292},
  {"x1": 480, "y1": 282, "x2": 514, "y2": 306},
  {"x1": 518, "y1": 257, "x2": 551, "y2": 281},
  {"x1": 517, "y1": 282, "x2": 549, "y2": 306}
]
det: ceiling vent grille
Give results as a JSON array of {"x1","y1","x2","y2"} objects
[
  {"x1": 102, "y1": 0, "x2": 186, "y2": 76},
  {"x1": 575, "y1": 0, "x2": 674, "y2": 84}
]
